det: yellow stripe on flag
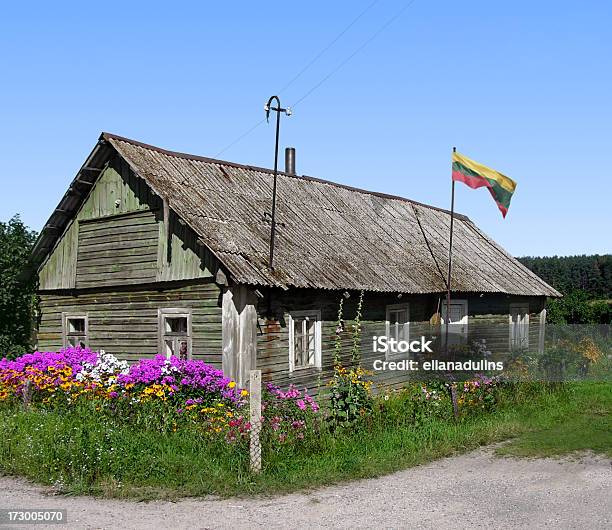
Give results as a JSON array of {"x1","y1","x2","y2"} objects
[{"x1": 452, "y1": 152, "x2": 517, "y2": 193}]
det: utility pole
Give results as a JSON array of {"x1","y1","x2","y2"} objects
[{"x1": 264, "y1": 95, "x2": 291, "y2": 270}]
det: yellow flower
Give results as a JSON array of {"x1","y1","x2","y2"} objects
[{"x1": 228, "y1": 381, "x2": 236, "y2": 389}]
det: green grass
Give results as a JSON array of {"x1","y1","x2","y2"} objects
[
  {"x1": 496, "y1": 382, "x2": 611, "y2": 458},
  {"x1": 0, "y1": 382, "x2": 610, "y2": 499}
]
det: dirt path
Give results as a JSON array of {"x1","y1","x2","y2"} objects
[{"x1": 1, "y1": 447, "x2": 610, "y2": 529}]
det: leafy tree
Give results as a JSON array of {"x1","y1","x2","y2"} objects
[
  {"x1": 546, "y1": 290, "x2": 611, "y2": 325},
  {"x1": 519, "y1": 255, "x2": 612, "y2": 324},
  {"x1": 0, "y1": 215, "x2": 38, "y2": 357}
]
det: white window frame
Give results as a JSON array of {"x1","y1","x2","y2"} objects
[
  {"x1": 385, "y1": 303, "x2": 410, "y2": 359},
  {"x1": 441, "y1": 299, "x2": 469, "y2": 345},
  {"x1": 62, "y1": 313, "x2": 89, "y2": 348},
  {"x1": 509, "y1": 303, "x2": 530, "y2": 350},
  {"x1": 158, "y1": 308, "x2": 193, "y2": 360},
  {"x1": 288, "y1": 310, "x2": 322, "y2": 372}
]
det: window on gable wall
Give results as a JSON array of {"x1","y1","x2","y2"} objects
[
  {"x1": 63, "y1": 314, "x2": 88, "y2": 348},
  {"x1": 288, "y1": 311, "x2": 322, "y2": 371},
  {"x1": 509, "y1": 303, "x2": 530, "y2": 350},
  {"x1": 159, "y1": 309, "x2": 192, "y2": 360}
]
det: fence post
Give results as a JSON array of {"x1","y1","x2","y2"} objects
[
  {"x1": 249, "y1": 369, "x2": 262, "y2": 473},
  {"x1": 22, "y1": 380, "x2": 32, "y2": 409},
  {"x1": 450, "y1": 383, "x2": 459, "y2": 419},
  {"x1": 538, "y1": 309, "x2": 547, "y2": 354}
]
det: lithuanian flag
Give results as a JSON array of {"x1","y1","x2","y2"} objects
[{"x1": 452, "y1": 151, "x2": 517, "y2": 218}]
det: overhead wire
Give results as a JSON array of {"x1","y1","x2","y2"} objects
[
  {"x1": 275, "y1": 0, "x2": 381, "y2": 96},
  {"x1": 213, "y1": 0, "x2": 383, "y2": 158},
  {"x1": 214, "y1": 0, "x2": 417, "y2": 158},
  {"x1": 292, "y1": 0, "x2": 417, "y2": 109}
]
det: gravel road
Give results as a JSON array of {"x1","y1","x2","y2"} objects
[{"x1": 1, "y1": 447, "x2": 610, "y2": 529}]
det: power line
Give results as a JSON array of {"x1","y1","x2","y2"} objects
[
  {"x1": 214, "y1": 0, "x2": 417, "y2": 158},
  {"x1": 292, "y1": 0, "x2": 417, "y2": 109},
  {"x1": 213, "y1": 117, "x2": 266, "y2": 158},
  {"x1": 214, "y1": 2, "x2": 379, "y2": 158},
  {"x1": 276, "y1": 0, "x2": 381, "y2": 96}
]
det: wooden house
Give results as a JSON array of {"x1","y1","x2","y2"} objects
[{"x1": 31, "y1": 133, "x2": 560, "y2": 389}]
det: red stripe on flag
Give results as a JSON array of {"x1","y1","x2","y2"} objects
[
  {"x1": 452, "y1": 170, "x2": 509, "y2": 218},
  {"x1": 452, "y1": 170, "x2": 489, "y2": 190}
]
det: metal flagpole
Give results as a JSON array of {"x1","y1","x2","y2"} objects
[
  {"x1": 446, "y1": 147, "x2": 459, "y2": 419},
  {"x1": 445, "y1": 147, "x2": 457, "y2": 356}
]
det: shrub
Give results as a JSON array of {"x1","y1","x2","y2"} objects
[
  {"x1": 547, "y1": 290, "x2": 611, "y2": 324},
  {"x1": 261, "y1": 383, "x2": 321, "y2": 445}
]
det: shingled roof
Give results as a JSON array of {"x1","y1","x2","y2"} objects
[{"x1": 32, "y1": 132, "x2": 560, "y2": 297}]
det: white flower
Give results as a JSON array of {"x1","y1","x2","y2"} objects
[{"x1": 77, "y1": 352, "x2": 129, "y2": 385}]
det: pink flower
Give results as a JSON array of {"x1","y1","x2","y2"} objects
[{"x1": 296, "y1": 399, "x2": 306, "y2": 410}]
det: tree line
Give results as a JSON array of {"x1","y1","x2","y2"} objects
[
  {"x1": 518, "y1": 255, "x2": 611, "y2": 299},
  {"x1": 518, "y1": 255, "x2": 611, "y2": 324}
]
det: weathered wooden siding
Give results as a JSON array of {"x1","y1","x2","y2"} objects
[
  {"x1": 38, "y1": 222, "x2": 79, "y2": 290},
  {"x1": 38, "y1": 160, "x2": 155, "y2": 290},
  {"x1": 38, "y1": 282, "x2": 222, "y2": 365},
  {"x1": 256, "y1": 289, "x2": 547, "y2": 393},
  {"x1": 468, "y1": 295, "x2": 545, "y2": 353},
  {"x1": 76, "y1": 210, "x2": 159, "y2": 288},
  {"x1": 38, "y1": 157, "x2": 215, "y2": 290},
  {"x1": 256, "y1": 290, "x2": 436, "y2": 393},
  {"x1": 157, "y1": 210, "x2": 213, "y2": 283}
]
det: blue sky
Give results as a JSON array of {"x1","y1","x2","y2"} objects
[{"x1": 0, "y1": 0, "x2": 610, "y2": 256}]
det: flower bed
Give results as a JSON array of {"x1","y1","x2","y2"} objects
[
  {"x1": 0, "y1": 348, "x2": 241, "y2": 405},
  {"x1": 0, "y1": 348, "x2": 321, "y2": 443},
  {"x1": 1, "y1": 347, "x2": 520, "y2": 451}
]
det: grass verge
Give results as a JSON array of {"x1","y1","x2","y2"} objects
[
  {"x1": 0, "y1": 382, "x2": 609, "y2": 499},
  {"x1": 496, "y1": 381, "x2": 611, "y2": 458}
]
